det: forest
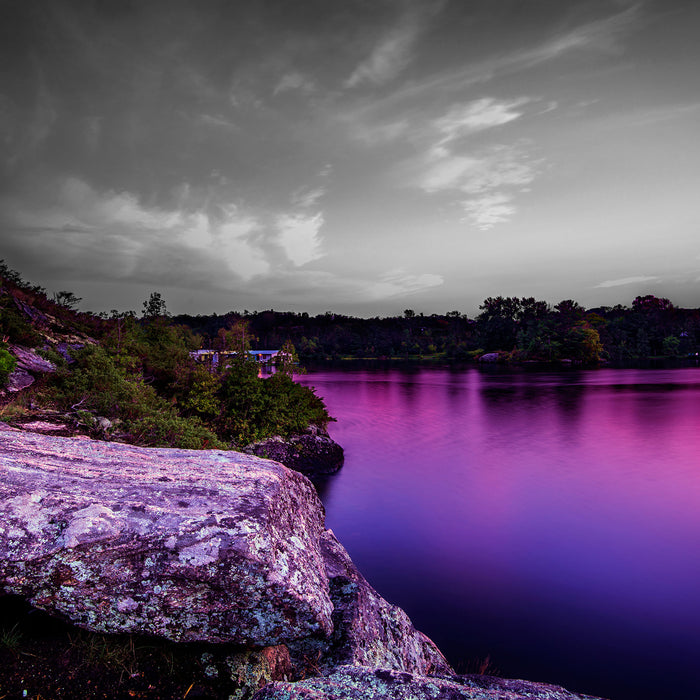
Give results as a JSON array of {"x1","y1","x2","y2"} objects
[
  {"x1": 174, "y1": 294, "x2": 700, "y2": 365},
  {"x1": 0, "y1": 262, "x2": 331, "y2": 450},
  {"x1": 3, "y1": 259, "x2": 699, "y2": 452}
]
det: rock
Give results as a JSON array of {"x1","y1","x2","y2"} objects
[
  {"x1": 315, "y1": 530, "x2": 448, "y2": 675},
  {"x1": 55, "y1": 342, "x2": 85, "y2": 362},
  {"x1": 478, "y1": 352, "x2": 502, "y2": 363},
  {"x1": 5, "y1": 367, "x2": 35, "y2": 392},
  {"x1": 252, "y1": 666, "x2": 607, "y2": 700},
  {"x1": 95, "y1": 416, "x2": 112, "y2": 432},
  {"x1": 245, "y1": 427, "x2": 344, "y2": 476},
  {"x1": 225, "y1": 646, "x2": 294, "y2": 700},
  {"x1": 9, "y1": 345, "x2": 56, "y2": 374},
  {"x1": 4, "y1": 345, "x2": 56, "y2": 393},
  {"x1": 13, "y1": 297, "x2": 50, "y2": 328},
  {"x1": 0, "y1": 423, "x2": 447, "y2": 678},
  {"x1": 15, "y1": 421, "x2": 67, "y2": 433}
]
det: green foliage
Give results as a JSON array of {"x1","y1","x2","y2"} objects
[
  {"x1": 0, "y1": 304, "x2": 43, "y2": 346},
  {"x1": 0, "y1": 345, "x2": 17, "y2": 385},
  {"x1": 275, "y1": 339, "x2": 301, "y2": 377},
  {"x1": 181, "y1": 365, "x2": 221, "y2": 419},
  {"x1": 45, "y1": 344, "x2": 163, "y2": 420},
  {"x1": 142, "y1": 291, "x2": 168, "y2": 319},
  {"x1": 214, "y1": 359, "x2": 331, "y2": 445},
  {"x1": 662, "y1": 335, "x2": 681, "y2": 356},
  {"x1": 0, "y1": 623, "x2": 22, "y2": 652},
  {"x1": 127, "y1": 413, "x2": 225, "y2": 450}
]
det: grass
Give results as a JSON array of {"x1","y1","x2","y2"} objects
[
  {"x1": 67, "y1": 631, "x2": 140, "y2": 679},
  {"x1": 0, "y1": 623, "x2": 23, "y2": 653},
  {"x1": 0, "y1": 595, "x2": 283, "y2": 698},
  {"x1": 457, "y1": 654, "x2": 501, "y2": 677}
]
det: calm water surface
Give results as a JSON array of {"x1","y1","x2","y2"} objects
[{"x1": 298, "y1": 366, "x2": 700, "y2": 700}]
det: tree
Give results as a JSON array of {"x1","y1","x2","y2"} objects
[
  {"x1": 275, "y1": 339, "x2": 300, "y2": 377},
  {"x1": 53, "y1": 290, "x2": 83, "y2": 310},
  {"x1": 632, "y1": 295, "x2": 674, "y2": 313},
  {"x1": 142, "y1": 292, "x2": 168, "y2": 319}
]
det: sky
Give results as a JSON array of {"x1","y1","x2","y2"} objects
[{"x1": 1, "y1": 0, "x2": 699, "y2": 318}]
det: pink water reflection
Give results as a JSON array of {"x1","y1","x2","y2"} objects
[{"x1": 299, "y1": 366, "x2": 700, "y2": 699}]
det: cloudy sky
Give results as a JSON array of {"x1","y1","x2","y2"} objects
[{"x1": 1, "y1": 0, "x2": 699, "y2": 317}]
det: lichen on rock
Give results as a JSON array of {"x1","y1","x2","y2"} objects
[
  {"x1": 251, "y1": 666, "x2": 607, "y2": 700},
  {"x1": 0, "y1": 423, "x2": 446, "y2": 680}
]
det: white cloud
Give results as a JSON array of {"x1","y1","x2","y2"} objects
[
  {"x1": 365, "y1": 270, "x2": 444, "y2": 300},
  {"x1": 352, "y1": 118, "x2": 411, "y2": 145},
  {"x1": 276, "y1": 212, "x2": 325, "y2": 266},
  {"x1": 344, "y1": 1, "x2": 446, "y2": 89},
  {"x1": 216, "y1": 206, "x2": 270, "y2": 280},
  {"x1": 595, "y1": 275, "x2": 660, "y2": 288},
  {"x1": 3, "y1": 177, "x2": 271, "y2": 283},
  {"x1": 418, "y1": 143, "x2": 540, "y2": 228},
  {"x1": 346, "y1": 3, "x2": 642, "y2": 117},
  {"x1": 345, "y1": 23, "x2": 419, "y2": 88},
  {"x1": 291, "y1": 186, "x2": 326, "y2": 209},
  {"x1": 261, "y1": 268, "x2": 444, "y2": 304},
  {"x1": 433, "y1": 98, "x2": 529, "y2": 142},
  {"x1": 273, "y1": 72, "x2": 316, "y2": 96},
  {"x1": 460, "y1": 194, "x2": 516, "y2": 230}
]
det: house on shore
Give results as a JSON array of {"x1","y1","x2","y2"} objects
[{"x1": 190, "y1": 349, "x2": 282, "y2": 369}]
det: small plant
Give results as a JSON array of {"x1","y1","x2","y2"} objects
[
  {"x1": 457, "y1": 654, "x2": 500, "y2": 677},
  {"x1": 0, "y1": 400, "x2": 30, "y2": 422},
  {"x1": 68, "y1": 631, "x2": 140, "y2": 677},
  {"x1": 0, "y1": 623, "x2": 23, "y2": 653},
  {"x1": 0, "y1": 345, "x2": 16, "y2": 385}
]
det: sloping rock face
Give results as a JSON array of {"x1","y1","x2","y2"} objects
[
  {"x1": 0, "y1": 423, "x2": 449, "y2": 677},
  {"x1": 252, "y1": 666, "x2": 607, "y2": 700}
]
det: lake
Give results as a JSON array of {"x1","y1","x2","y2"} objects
[{"x1": 298, "y1": 365, "x2": 700, "y2": 700}]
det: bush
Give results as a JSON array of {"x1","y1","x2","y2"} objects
[
  {"x1": 0, "y1": 346, "x2": 17, "y2": 386},
  {"x1": 126, "y1": 413, "x2": 226, "y2": 450},
  {"x1": 43, "y1": 345, "x2": 164, "y2": 421},
  {"x1": 0, "y1": 305, "x2": 43, "y2": 346}
]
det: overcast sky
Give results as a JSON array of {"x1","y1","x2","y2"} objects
[{"x1": 1, "y1": 0, "x2": 699, "y2": 317}]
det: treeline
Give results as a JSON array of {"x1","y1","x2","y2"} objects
[
  {"x1": 0, "y1": 263, "x2": 331, "y2": 449},
  {"x1": 174, "y1": 294, "x2": 700, "y2": 364}
]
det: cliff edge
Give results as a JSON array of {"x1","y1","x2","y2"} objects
[{"x1": 0, "y1": 424, "x2": 604, "y2": 699}]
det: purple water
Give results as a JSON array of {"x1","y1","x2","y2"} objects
[{"x1": 298, "y1": 366, "x2": 700, "y2": 700}]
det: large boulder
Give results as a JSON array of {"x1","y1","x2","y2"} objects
[
  {"x1": 252, "y1": 666, "x2": 607, "y2": 700},
  {"x1": 0, "y1": 423, "x2": 448, "y2": 677},
  {"x1": 245, "y1": 426, "x2": 344, "y2": 476}
]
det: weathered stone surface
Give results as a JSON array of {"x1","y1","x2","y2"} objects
[
  {"x1": 5, "y1": 367, "x2": 35, "y2": 392},
  {"x1": 9, "y1": 345, "x2": 56, "y2": 374},
  {"x1": 477, "y1": 352, "x2": 502, "y2": 363},
  {"x1": 4, "y1": 345, "x2": 57, "y2": 393},
  {"x1": 246, "y1": 427, "x2": 344, "y2": 476},
  {"x1": 316, "y1": 530, "x2": 449, "y2": 675},
  {"x1": 0, "y1": 424, "x2": 448, "y2": 678},
  {"x1": 0, "y1": 423, "x2": 333, "y2": 645},
  {"x1": 252, "y1": 666, "x2": 607, "y2": 700}
]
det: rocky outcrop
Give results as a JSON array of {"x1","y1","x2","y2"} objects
[
  {"x1": 478, "y1": 352, "x2": 505, "y2": 363},
  {"x1": 4, "y1": 345, "x2": 56, "y2": 393},
  {"x1": 0, "y1": 423, "x2": 448, "y2": 677},
  {"x1": 245, "y1": 425, "x2": 344, "y2": 476},
  {"x1": 252, "y1": 666, "x2": 607, "y2": 700}
]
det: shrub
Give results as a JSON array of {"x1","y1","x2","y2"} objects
[
  {"x1": 126, "y1": 414, "x2": 226, "y2": 450},
  {"x1": 0, "y1": 346, "x2": 16, "y2": 386},
  {"x1": 43, "y1": 345, "x2": 164, "y2": 421},
  {"x1": 0, "y1": 305, "x2": 43, "y2": 346}
]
